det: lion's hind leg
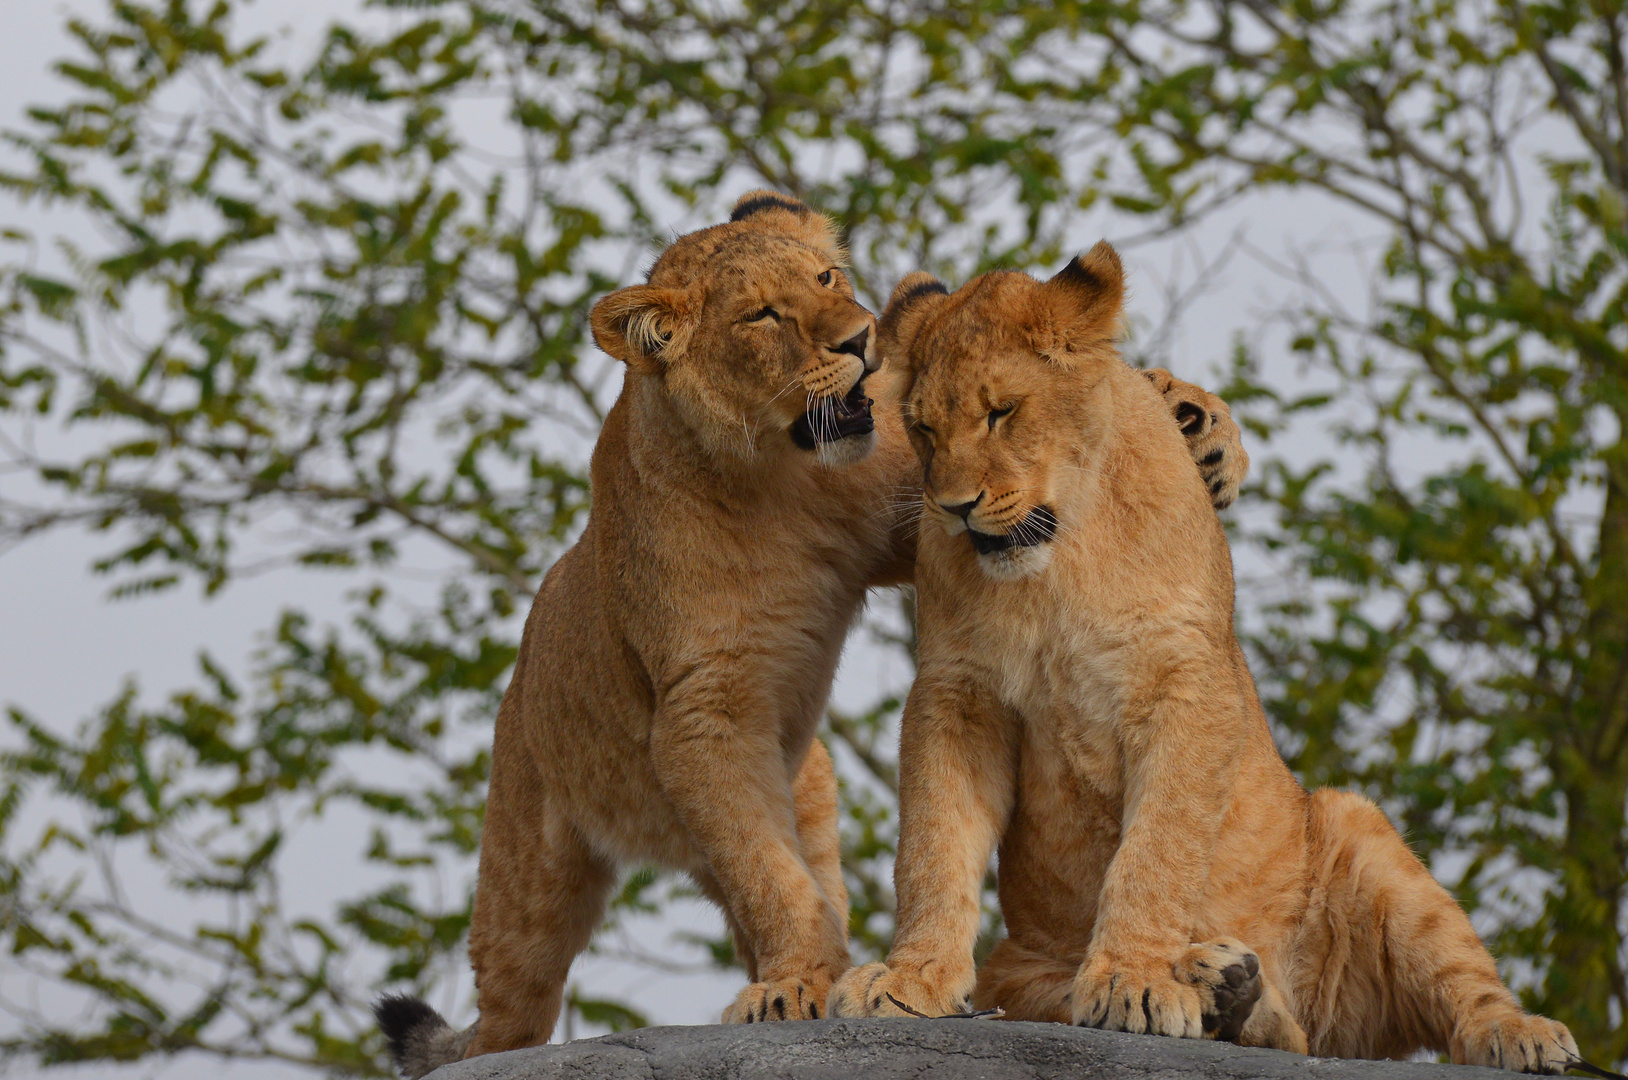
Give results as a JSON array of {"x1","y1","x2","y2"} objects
[
  {"x1": 793, "y1": 739, "x2": 849, "y2": 939},
  {"x1": 976, "y1": 936, "x2": 1276, "y2": 1046},
  {"x1": 465, "y1": 755, "x2": 616, "y2": 1057},
  {"x1": 973, "y1": 938, "x2": 1079, "y2": 1022},
  {"x1": 1309, "y1": 790, "x2": 1575, "y2": 1072}
]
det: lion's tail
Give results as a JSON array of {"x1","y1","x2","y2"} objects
[{"x1": 373, "y1": 995, "x2": 476, "y2": 1079}]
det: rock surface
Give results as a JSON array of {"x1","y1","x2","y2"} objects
[{"x1": 428, "y1": 1018, "x2": 1509, "y2": 1079}]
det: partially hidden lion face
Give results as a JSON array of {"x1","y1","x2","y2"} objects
[
  {"x1": 879, "y1": 243, "x2": 1127, "y2": 580},
  {"x1": 590, "y1": 191, "x2": 880, "y2": 467}
]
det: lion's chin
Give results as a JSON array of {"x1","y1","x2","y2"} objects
[
  {"x1": 813, "y1": 429, "x2": 877, "y2": 468},
  {"x1": 977, "y1": 543, "x2": 1053, "y2": 580},
  {"x1": 966, "y1": 506, "x2": 1058, "y2": 580}
]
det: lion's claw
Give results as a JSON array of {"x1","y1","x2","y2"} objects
[
  {"x1": 827, "y1": 962, "x2": 971, "y2": 1019},
  {"x1": 1073, "y1": 939, "x2": 1262, "y2": 1042},
  {"x1": 1453, "y1": 1012, "x2": 1578, "y2": 1074},
  {"x1": 722, "y1": 977, "x2": 828, "y2": 1024}
]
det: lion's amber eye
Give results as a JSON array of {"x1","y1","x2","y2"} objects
[
  {"x1": 746, "y1": 306, "x2": 781, "y2": 323},
  {"x1": 988, "y1": 405, "x2": 1014, "y2": 430},
  {"x1": 818, "y1": 269, "x2": 835, "y2": 287}
]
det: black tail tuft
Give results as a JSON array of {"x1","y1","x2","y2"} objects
[{"x1": 374, "y1": 994, "x2": 440, "y2": 1066}]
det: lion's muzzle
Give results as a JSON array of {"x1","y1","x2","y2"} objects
[
  {"x1": 967, "y1": 505, "x2": 1058, "y2": 554},
  {"x1": 790, "y1": 376, "x2": 875, "y2": 450}
]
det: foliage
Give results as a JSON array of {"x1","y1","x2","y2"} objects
[{"x1": 1, "y1": 0, "x2": 1625, "y2": 1073}]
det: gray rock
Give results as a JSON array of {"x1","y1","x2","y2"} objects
[{"x1": 427, "y1": 1019, "x2": 1509, "y2": 1079}]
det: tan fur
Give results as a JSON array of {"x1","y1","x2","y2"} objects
[
  {"x1": 376, "y1": 199, "x2": 1252, "y2": 1076},
  {"x1": 439, "y1": 191, "x2": 922, "y2": 1065},
  {"x1": 828, "y1": 247, "x2": 1579, "y2": 1074}
]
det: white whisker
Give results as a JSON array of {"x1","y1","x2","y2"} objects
[{"x1": 769, "y1": 373, "x2": 803, "y2": 405}]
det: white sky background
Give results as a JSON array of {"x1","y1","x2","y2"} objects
[{"x1": 0, "y1": 1, "x2": 1580, "y2": 1077}]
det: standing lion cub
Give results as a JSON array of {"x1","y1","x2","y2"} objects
[{"x1": 828, "y1": 245, "x2": 1580, "y2": 1074}]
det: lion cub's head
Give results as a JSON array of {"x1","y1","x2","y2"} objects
[
  {"x1": 880, "y1": 242, "x2": 1127, "y2": 580},
  {"x1": 590, "y1": 191, "x2": 879, "y2": 467}
]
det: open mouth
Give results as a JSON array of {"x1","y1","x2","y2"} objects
[
  {"x1": 967, "y1": 505, "x2": 1059, "y2": 555},
  {"x1": 789, "y1": 377, "x2": 875, "y2": 449}
]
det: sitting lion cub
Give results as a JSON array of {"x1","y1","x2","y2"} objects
[{"x1": 828, "y1": 245, "x2": 1579, "y2": 1073}]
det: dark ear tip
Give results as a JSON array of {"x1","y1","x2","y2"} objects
[
  {"x1": 731, "y1": 189, "x2": 810, "y2": 222},
  {"x1": 1053, "y1": 241, "x2": 1124, "y2": 289},
  {"x1": 881, "y1": 272, "x2": 949, "y2": 336},
  {"x1": 895, "y1": 277, "x2": 948, "y2": 306}
]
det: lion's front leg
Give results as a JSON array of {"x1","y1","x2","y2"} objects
[
  {"x1": 651, "y1": 676, "x2": 849, "y2": 1024},
  {"x1": 1071, "y1": 663, "x2": 1249, "y2": 1041},
  {"x1": 828, "y1": 671, "x2": 1017, "y2": 1019}
]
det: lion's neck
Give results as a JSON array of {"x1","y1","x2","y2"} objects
[{"x1": 614, "y1": 372, "x2": 810, "y2": 502}]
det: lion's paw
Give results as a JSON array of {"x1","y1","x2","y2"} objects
[
  {"x1": 722, "y1": 976, "x2": 829, "y2": 1023},
  {"x1": 1172, "y1": 938, "x2": 1262, "y2": 1042},
  {"x1": 1070, "y1": 954, "x2": 1206, "y2": 1039},
  {"x1": 826, "y1": 962, "x2": 971, "y2": 1019},
  {"x1": 1144, "y1": 368, "x2": 1249, "y2": 509},
  {"x1": 1454, "y1": 1012, "x2": 1577, "y2": 1074}
]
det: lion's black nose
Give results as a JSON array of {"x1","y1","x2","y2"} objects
[
  {"x1": 941, "y1": 494, "x2": 983, "y2": 520},
  {"x1": 833, "y1": 326, "x2": 869, "y2": 360}
]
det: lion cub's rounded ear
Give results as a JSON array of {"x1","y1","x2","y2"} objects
[
  {"x1": 879, "y1": 272, "x2": 950, "y2": 385},
  {"x1": 590, "y1": 285, "x2": 695, "y2": 372},
  {"x1": 1035, "y1": 240, "x2": 1125, "y2": 359}
]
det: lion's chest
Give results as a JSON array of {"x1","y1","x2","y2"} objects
[
  {"x1": 708, "y1": 498, "x2": 883, "y2": 667},
  {"x1": 971, "y1": 584, "x2": 1145, "y2": 808},
  {"x1": 1021, "y1": 627, "x2": 1132, "y2": 805}
]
